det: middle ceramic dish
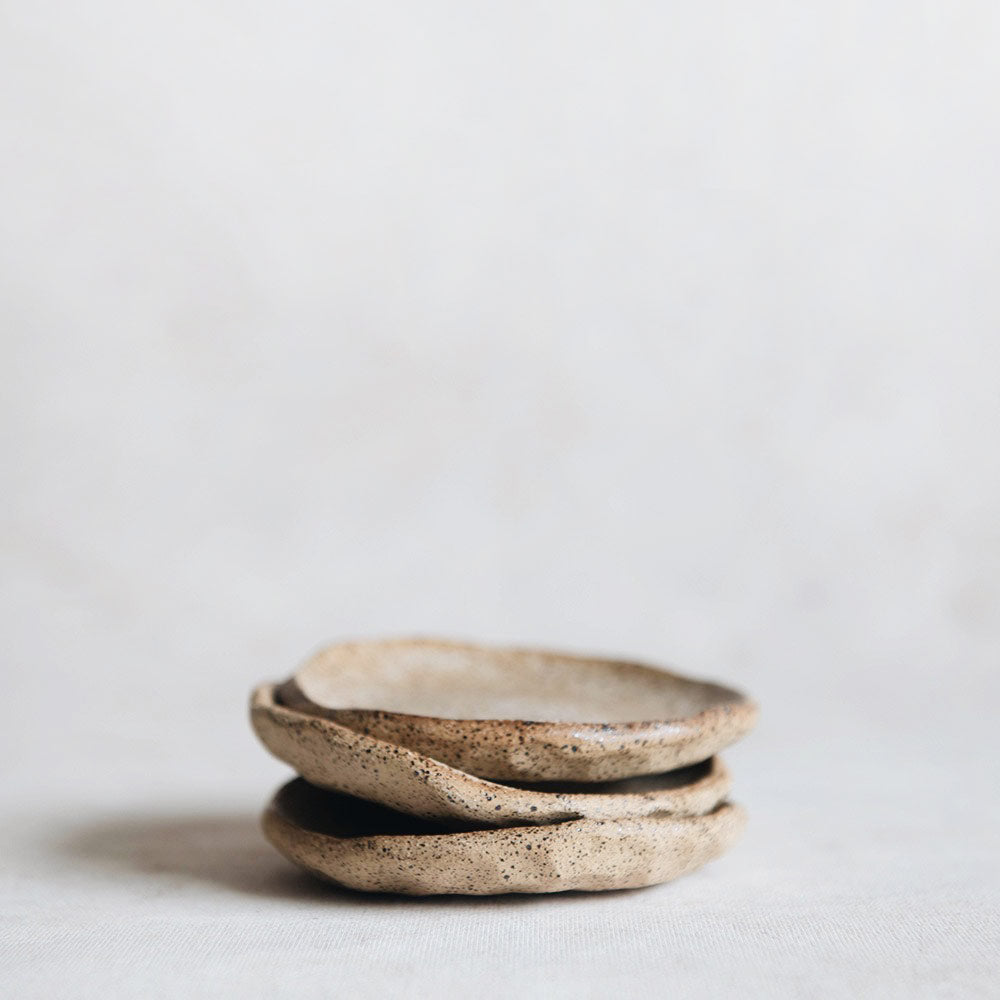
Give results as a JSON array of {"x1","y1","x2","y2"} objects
[{"x1": 251, "y1": 684, "x2": 730, "y2": 828}]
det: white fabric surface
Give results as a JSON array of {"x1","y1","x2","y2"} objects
[{"x1": 3, "y1": 3, "x2": 999, "y2": 997}]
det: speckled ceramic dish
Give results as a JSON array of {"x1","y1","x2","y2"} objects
[
  {"x1": 277, "y1": 638, "x2": 758, "y2": 782},
  {"x1": 251, "y1": 684, "x2": 731, "y2": 827},
  {"x1": 263, "y1": 778, "x2": 747, "y2": 896}
]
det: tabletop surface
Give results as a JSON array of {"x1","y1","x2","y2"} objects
[{"x1": 4, "y1": 651, "x2": 997, "y2": 999}]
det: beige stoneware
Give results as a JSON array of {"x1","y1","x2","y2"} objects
[
  {"x1": 279, "y1": 638, "x2": 758, "y2": 781},
  {"x1": 251, "y1": 684, "x2": 731, "y2": 827},
  {"x1": 263, "y1": 778, "x2": 748, "y2": 896}
]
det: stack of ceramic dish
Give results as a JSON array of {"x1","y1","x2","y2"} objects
[{"x1": 250, "y1": 638, "x2": 758, "y2": 896}]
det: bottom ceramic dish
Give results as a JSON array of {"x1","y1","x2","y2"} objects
[{"x1": 262, "y1": 778, "x2": 747, "y2": 896}]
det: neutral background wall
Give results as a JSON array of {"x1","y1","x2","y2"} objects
[{"x1": 3, "y1": 3, "x2": 999, "y2": 997}]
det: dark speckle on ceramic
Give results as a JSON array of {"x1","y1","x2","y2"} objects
[
  {"x1": 278, "y1": 637, "x2": 759, "y2": 782},
  {"x1": 262, "y1": 778, "x2": 748, "y2": 896},
  {"x1": 251, "y1": 684, "x2": 732, "y2": 827}
]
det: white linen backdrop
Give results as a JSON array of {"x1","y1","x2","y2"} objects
[{"x1": 2, "y1": 3, "x2": 998, "y2": 997}]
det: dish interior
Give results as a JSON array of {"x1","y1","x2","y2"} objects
[
  {"x1": 294, "y1": 640, "x2": 742, "y2": 722},
  {"x1": 272, "y1": 779, "x2": 468, "y2": 838}
]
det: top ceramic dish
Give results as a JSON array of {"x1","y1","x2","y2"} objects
[{"x1": 278, "y1": 637, "x2": 758, "y2": 782}]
